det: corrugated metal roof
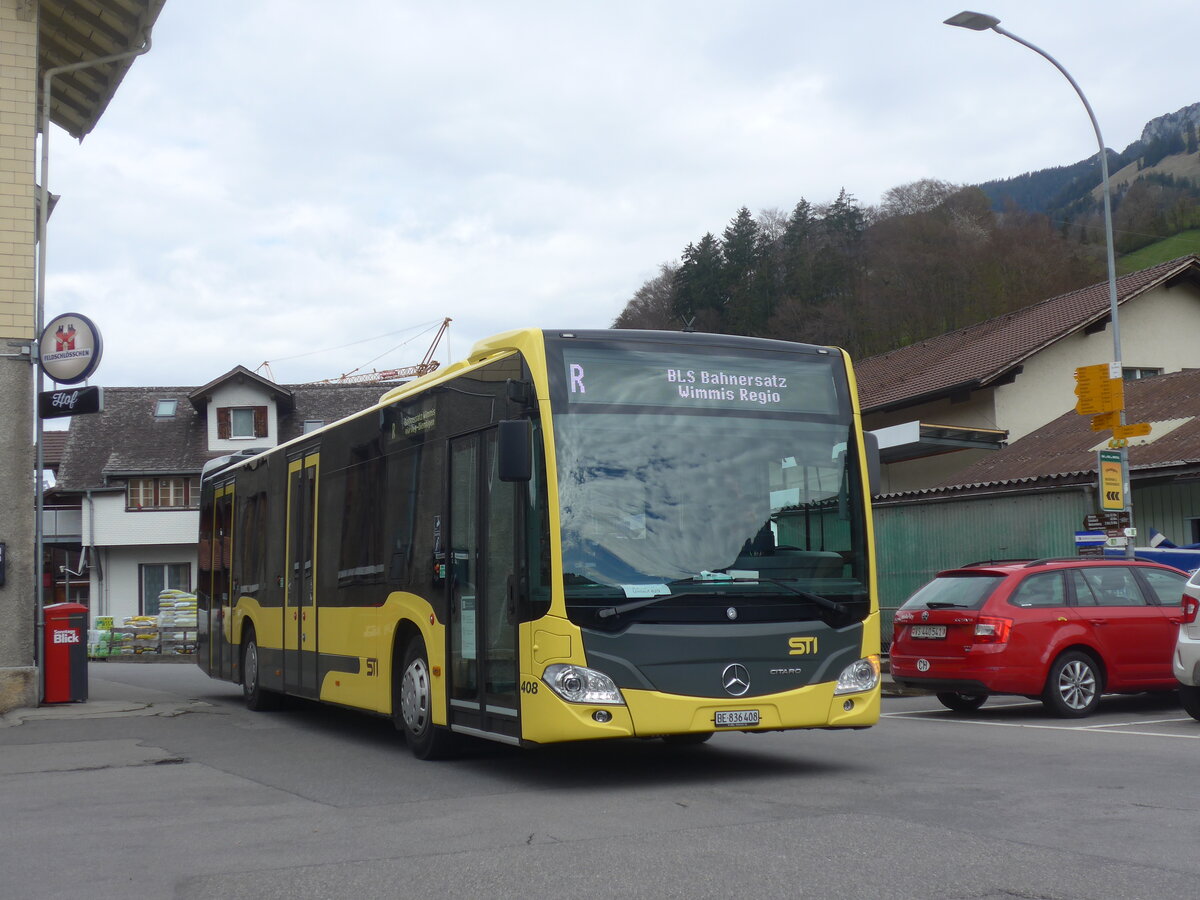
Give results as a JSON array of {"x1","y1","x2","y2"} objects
[
  {"x1": 38, "y1": 0, "x2": 166, "y2": 140},
  {"x1": 856, "y1": 255, "x2": 1200, "y2": 413}
]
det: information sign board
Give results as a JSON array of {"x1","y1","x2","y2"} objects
[{"x1": 1097, "y1": 449, "x2": 1125, "y2": 512}]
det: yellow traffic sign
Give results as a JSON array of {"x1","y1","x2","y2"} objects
[
  {"x1": 1090, "y1": 411, "x2": 1120, "y2": 432},
  {"x1": 1098, "y1": 449, "x2": 1124, "y2": 511},
  {"x1": 1074, "y1": 364, "x2": 1125, "y2": 415},
  {"x1": 1112, "y1": 422, "x2": 1151, "y2": 440}
]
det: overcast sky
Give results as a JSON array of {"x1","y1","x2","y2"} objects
[{"x1": 43, "y1": 0, "x2": 1196, "y2": 387}]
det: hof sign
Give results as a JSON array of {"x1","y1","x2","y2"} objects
[
  {"x1": 38, "y1": 385, "x2": 103, "y2": 419},
  {"x1": 39, "y1": 312, "x2": 102, "y2": 385}
]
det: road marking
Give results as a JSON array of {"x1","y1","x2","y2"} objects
[
  {"x1": 1083, "y1": 716, "x2": 1194, "y2": 728},
  {"x1": 882, "y1": 710, "x2": 1200, "y2": 738}
]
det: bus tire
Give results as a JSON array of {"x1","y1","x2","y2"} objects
[
  {"x1": 242, "y1": 627, "x2": 282, "y2": 711},
  {"x1": 396, "y1": 637, "x2": 455, "y2": 760}
]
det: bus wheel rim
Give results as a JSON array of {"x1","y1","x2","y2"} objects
[
  {"x1": 401, "y1": 657, "x2": 430, "y2": 733},
  {"x1": 245, "y1": 642, "x2": 258, "y2": 692}
]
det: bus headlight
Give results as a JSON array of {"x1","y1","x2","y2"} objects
[
  {"x1": 542, "y1": 664, "x2": 625, "y2": 705},
  {"x1": 833, "y1": 656, "x2": 880, "y2": 695}
]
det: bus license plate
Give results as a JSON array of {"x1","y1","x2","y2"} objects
[
  {"x1": 715, "y1": 709, "x2": 759, "y2": 727},
  {"x1": 910, "y1": 625, "x2": 946, "y2": 639}
]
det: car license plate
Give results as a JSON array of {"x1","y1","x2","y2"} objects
[
  {"x1": 715, "y1": 709, "x2": 759, "y2": 727},
  {"x1": 910, "y1": 625, "x2": 947, "y2": 639}
]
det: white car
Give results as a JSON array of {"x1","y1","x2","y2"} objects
[{"x1": 1175, "y1": 568, "x2": 1200, "y2": 720}]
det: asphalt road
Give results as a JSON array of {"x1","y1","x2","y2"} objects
[{"x1": 1, "y1": 662, "x2": 1197, "y2": 899}]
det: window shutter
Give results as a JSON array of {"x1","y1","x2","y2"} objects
[
  {"x1": 253, "y1": 406, "x2": 268, "y2": 438},
  {"x1": 217, "y1": 408, "x2": 231, "y2": 439}
]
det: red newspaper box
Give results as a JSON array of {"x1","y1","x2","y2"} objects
[{"x1": 44, "y1": 602, "x2": 89, "y2": 703}]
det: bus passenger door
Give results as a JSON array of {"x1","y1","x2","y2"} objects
[
  {"x1": 285, "y1": 452, "x2": 320, "y2": 698},
  {"x1": 212, "y1": 485, "x2": 236, "y2": 681},
  {"x1": 447, "y1": 429, "x2": 520, "y2": 742}
]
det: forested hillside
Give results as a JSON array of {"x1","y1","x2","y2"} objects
[
  {"x1": 613, "y1": 103, "x2": 1200, "y2": 359},
  {"x1": 613, "y1": 181, "x2": 1103, "y2": 360}
]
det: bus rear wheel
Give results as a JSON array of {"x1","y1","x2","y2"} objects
[
  {"x1": 396, "y1": 638, "x2": 455, "y2": 760},
  {"x1": 242, "y1": 628, "x2": 282, "y2": 711}
]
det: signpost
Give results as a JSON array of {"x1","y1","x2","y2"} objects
[{"x1": 1074, "y1": 363, "x2": 1140, "y2": 559}]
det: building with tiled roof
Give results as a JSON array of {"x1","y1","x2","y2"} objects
[
  {"x1": 48, "y1": 368, "x2": 388, "y2": 624},
  {"x1": 858, "y1": 255, "x2": 1200, "y2": 493},
  {"x1": 922, "y1": 367, "x2": 1200, "y2": 501}
]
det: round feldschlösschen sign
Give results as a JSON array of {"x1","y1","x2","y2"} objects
[{"x1": 40, "y1": 313, "x2": 103, "y2": 384}]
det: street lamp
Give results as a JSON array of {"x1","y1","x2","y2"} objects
[{"x1": 945, "y1": 11, "x2": 1132, "y2": 557}]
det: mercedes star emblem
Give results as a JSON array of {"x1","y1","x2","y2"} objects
[{"x1": 722, "y1": 663, "x2": 751, "y2": 697}]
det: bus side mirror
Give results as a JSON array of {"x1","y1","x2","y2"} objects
[
  {"x1": 498, "y1": 419, "x2": 532, "y2": 482},
  {"x1": 863, "y1": 431, "x2": 881, "y2": 497}
]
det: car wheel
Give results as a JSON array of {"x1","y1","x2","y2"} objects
[
  {"x1": 242, "y1": 628, "x2": 282, "y2": 711},
  {"x1": 396, "y1": 637, "x2": 455, "y2": 760},
  {"x1": 1180, "y1": 684, "x2": 1200, "y2": 722},
  {"x1": 1042, "y1": 651, "x2": 1102, "y2": 717},
  {"x1": 936, "y1": 691, "x2": 987, "y2": 712}
]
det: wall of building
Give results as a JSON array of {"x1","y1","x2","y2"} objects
[
  {"x1": 90, "y1": 543, "x2": 199, "y2": 626},
  {"x1": 0, "y1": 0, "x2": 38, "y2": 712},
  {"x1": 206, "y1": 382, "x2": 280, "y2": 453},
  {"x1": 86, "y1": 492, "x2": 198, "y2": 546}
]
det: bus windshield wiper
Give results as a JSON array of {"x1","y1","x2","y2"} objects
[
  {"x1": 726, "y1": 576, "x2": 849, "y2": 616},
  {"x1": 597, "y1": 591, "x2": 710, "y2": 620},
  {"x1": 596, "y1": 576, "x2": 849, "y2": 620}
]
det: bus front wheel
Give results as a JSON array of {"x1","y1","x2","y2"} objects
[{"x1": 396, "y1": 638, "x2": 455, "y2": 760}]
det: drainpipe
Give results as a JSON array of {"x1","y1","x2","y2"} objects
[{"x1": 34, "y1": 30, "x2": 154, "y2": 699}]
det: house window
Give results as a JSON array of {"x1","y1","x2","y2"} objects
[
  {"x1": 140, "y1": 563, "x2": 190, "y2": 616},
  {"x1": 303, "y1": 419, "x2": 325, "y2": 433},
  {"x1": 126, "y1": 476, "x2": 200, "y2": 510},
  {"x1": 155, "y1": 399, "x2": 178, "y2": 417},
  {"x1": 217, "y1": 406, "x2": 268, "y2": 440},
  {"x1": 1123, "y1": 367, "x2": 1162, "y2": 381}
]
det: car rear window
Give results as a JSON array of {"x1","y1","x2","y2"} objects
[
  {"x1": 899, "y1": 574, "x2": 1003, "y2": 611},
  {"x1": 1137, "y1": 567, "x2": 1187, "y2": 606}
]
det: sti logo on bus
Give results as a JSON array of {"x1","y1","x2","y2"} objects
[{"x1": 789, "y1": 636, "x2": 818, "y2": 655}]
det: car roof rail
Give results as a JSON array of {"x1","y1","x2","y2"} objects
[
  {"x1": 961, "y1": 559, "x2": 1033, "y2": 568},
  {"x1": 1023, "y1": 556, "x2": 1111, "y2": 568}
]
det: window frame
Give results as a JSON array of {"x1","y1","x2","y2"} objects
[{"x1": 126, "y1": 476, "x2": 201, "y2": 511}]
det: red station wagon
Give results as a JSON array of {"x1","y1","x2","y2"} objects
[{"x1": 890, "y1": 558, "x2": 1187, "y2": 717}]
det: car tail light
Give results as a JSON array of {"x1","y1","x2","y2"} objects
[
  {"x1": 1183, "y1": 596, "x2": 1200, "y2": 625},
  {"x1": 973, "y1": 616, "x2": 1012, "y2": 644}
]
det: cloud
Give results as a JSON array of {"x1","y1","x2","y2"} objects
[{"x1": 42, "y1": 0, "x2": 1197, "y2": 387}]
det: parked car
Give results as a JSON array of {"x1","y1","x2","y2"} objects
[
  {"x1": 890, "y1": 558, "x2": 1188, "y2": 717},
  {"x1": 1174, "y1": 568, "x2": 1200, "y2": 721}
]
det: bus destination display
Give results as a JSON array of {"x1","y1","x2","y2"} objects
[{"x1": 562, "y1": 349, "x2": 838, "y2": 415}]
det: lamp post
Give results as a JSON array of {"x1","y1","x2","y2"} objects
[{"x1": 945, "y1": 11, "x2": 1133, "y2": 557}]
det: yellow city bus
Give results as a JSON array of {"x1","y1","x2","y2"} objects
[{"x1": 196, "y1": 328, "x2": 881, "y2": 758}]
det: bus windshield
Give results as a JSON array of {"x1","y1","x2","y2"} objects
[{"x1": 547, "y1": 340, "x2": 869, "y2": 628}]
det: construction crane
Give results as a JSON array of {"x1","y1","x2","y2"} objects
[{"x1": 317, "y1": 317, "x2": 451, "y2": 385}]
